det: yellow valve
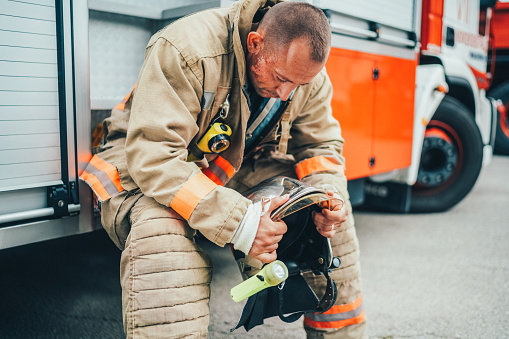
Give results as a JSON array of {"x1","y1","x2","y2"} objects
[{"x1": 231, "y1": 260, "x2": 288, "y2": 303}]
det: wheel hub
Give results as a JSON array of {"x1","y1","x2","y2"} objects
[{"x1": 417, "y1": 128, "x2": 458, "y2": 188}]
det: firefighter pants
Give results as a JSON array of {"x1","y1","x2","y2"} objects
[{"x1": 102, "y1": 193, "x2": 213, "y2": 338}]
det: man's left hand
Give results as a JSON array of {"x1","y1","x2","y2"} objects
[{"x1": 312, "y1": 191, "x2": 347, "y2": 238}]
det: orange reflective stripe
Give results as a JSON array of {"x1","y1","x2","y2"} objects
[
  {"x1": 170, "y1": 172, "x2": 218, "y2": 220},
  {"x1": 304, "y1": 310, "x2": 366, "y2": 329},
  {"x1": 296, "y1": 156, "x2": 344, "y2": 180},
  {"x1": 89, "y1": 155, "x2": 124, "y2": 193},
  {"x1": 80, "y1": 170, "x2": 111, "y2": 201},
  {"x1": 214, "y1": 156, "x2": 235, "y2": 178},
  {"x1": 201, "y1": 156, "x2": 235, "y2": 186},
  {"x1": 114, "y1": 83, "x2": 137, "y2": 110},
  {"x1": 324, "y1": 295, "x2": 363, "y2": 314},
  {"x1": 202, "y1": 168, "x2": 223, "y2": 186},
  {"x1": 304, "y1": 295, "x2": 365, "y2": 330}
]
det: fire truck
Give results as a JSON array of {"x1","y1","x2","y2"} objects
[
  {"x1": 322, "y1": 0, "x2": 499, "y2": 213},
  {"x1": 0, "y1": 0, "x2": 499, "y2": 249}
]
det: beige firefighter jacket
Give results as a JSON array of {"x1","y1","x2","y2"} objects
[{"x1": 95, "y1": 0, "x2": 348, "y2": 248}]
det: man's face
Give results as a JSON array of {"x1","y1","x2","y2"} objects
[{"x1": 247, "y1": 35, "x2": 325, "y2": 101}]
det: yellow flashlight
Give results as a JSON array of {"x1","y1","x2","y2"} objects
[{"x1": 231, "y1": 260, "x2": 288, "y2": 303}]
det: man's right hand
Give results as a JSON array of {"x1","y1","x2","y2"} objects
[{"x1": 248, "y1": 195, "x2": 289, "y2": 263}]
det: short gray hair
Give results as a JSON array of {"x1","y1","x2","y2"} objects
[{"x1": 258, "y1": 2, "x2": 331, "y2": 63}]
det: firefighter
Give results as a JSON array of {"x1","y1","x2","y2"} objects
[{"x1": 81, "y1": 0, "x2": 365, "y2": 337}]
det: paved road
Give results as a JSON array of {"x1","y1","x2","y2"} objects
[{"x1": 0, "y1": 156, "x2": 507, "y2": 339}]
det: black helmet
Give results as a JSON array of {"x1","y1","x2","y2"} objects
[{"x1": 231, "y1": 176, "x2": 343, "y2": 332}]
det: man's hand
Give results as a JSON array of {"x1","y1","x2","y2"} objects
[
  {"x1": 313, "y1": 191, "x2": 347, "y2": 238},
  {"x1": 249, "y1": 195, "x2": 289, "y2": 263}
]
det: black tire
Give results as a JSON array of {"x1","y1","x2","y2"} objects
[
  {"x1": 489, "y1": 81, "x2": 509, "y2": 155},
  {"x1": 410, "y1": 96, "x2": 483, "y2": 213}
]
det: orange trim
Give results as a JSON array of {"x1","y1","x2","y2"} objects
[
  {"x1": 202, "y1": 168, "x2": 223, "y2": 186},
  {"x1": 435, "y1": 85, "x2": 448, "y2": 93},
  {"x1": 170, "y1": 172, "x2": 218, "y2": 220},
  {"x1": 89, "y1": 155, "x2": 124, "y2": 192},
  {"x1": 425, "y1": 127, "x2": 452, "y2": 144},
  {"x1": 214, "y1": 156, "x2": 235, "y2": 178},
  {"x1": 114, "y1": 83, "x2": 137, "y2": 110},
  {"x1": 80, "y1": 170, "x2": 110, "y2": 201},
  {"x1": 492, "y1": 3, "x2": 509, "y2": 49},
  {"x1": 468, "y1": 65, "x2": 489, "y2": 90},
  {"x1": 304, "y1": 310, "x2": 366, "y2": 329},
  {"x1": 323, "y1": 295, "x2": 363, "y2": 314},
  {"x1": 296, "y1": 156, "x2": 344, "y2": 180}
]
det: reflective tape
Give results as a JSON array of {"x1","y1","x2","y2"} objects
[
  {"x1": 295, "y1": 156, "x2": 344, "y2": 180},
  {"x1": 170, "y1": 172, "x2": 218, "y2": 220},
  {"x1": 202, "y1": 155, "x2": 235, "y2": 186},
  {"x1": 304, "y1": 295, "x2": 365, "y2": 329},
  {"x1": 79, "y1": 155, "x2": 124, "y2": 202}
]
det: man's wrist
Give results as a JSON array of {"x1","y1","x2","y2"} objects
[{"x1": 231, "y1": 202, "x2": 262, "y2": 254}]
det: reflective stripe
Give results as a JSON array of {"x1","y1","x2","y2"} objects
[
  {"x1": 246, "y1": 98, "x2": 277, "y2": 136},
  {"x1": 89, "y1": 155, "x2": 124, "y2": 192},
  {"x1": 202, "y1": 168, "x2": 222, "y2": 186},
  {"x1": 80, "y1": 170, "x2": 111, "y2": 202},
  {"x1": 202, "y1": 156, "x2": 235, "y2": 186},
  {"x1": 295, "y1": 156, "x2": 344, "y2": 180},
  {"x1": 304, "y1": 295, "x2": 365, "y2": 329},
  {"x1": 79, "y1": 155, "x2": 124, "y2": 202},
  {"x1": 114, "y1": 83, "x2": 137, "y2": 110},
  {"x1": 170, "y1": 172, "x2": 218, "y2": 220}
]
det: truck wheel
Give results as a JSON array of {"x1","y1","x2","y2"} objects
[
  {"x1": 410, "y1": 96, "x2": 483, "y2": 213},
  {"x1": 489, "y1": 81, "x2": 509, "y2": 155}
]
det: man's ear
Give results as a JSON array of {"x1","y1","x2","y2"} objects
[{"x1": 247, "y1": 31, "x2": 264, "y2": 54}]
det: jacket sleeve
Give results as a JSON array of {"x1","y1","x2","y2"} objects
[
  {"x1": 289, "y1": 69, "x2": 350, "y2": 201},
  {"x1": 125, "y1": 37, "x2": 250, "y2": 246}
]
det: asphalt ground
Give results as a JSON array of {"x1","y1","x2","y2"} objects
[{"x1": 0, "y1": 155, "x2": 507, "y2": 339}]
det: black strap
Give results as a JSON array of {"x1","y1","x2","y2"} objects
[{"x1": 276, "y1": 271, "x2": 337, "y2": 323}]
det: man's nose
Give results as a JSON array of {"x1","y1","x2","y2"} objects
[{"x1": 276, "y1": 83, "x2": 295, "y2": 101}]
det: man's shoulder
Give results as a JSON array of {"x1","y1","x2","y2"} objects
[{"x1": 148, "y1": 7, "x2": 232, "y2": 65}]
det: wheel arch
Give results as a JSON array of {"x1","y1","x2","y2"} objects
[
  {"x1": 446, "y1": 76, "x2": 476, "y2": 116},
  {"x1": 420, "y1": 54, "x2": 479, "y2": 117}
]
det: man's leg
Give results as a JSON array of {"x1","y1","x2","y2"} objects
[
  {"x1": 304, "y1": 202, "x2": 366, "y2": 339},
  {"x1": 121, "y1": 195, "x2": 213, "y2": 338}
]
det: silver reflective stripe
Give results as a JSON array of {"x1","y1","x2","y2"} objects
[
  {"x1": 305, "y1": 301, "x2": 364, "y2": 322},
  {"x1": 202, "y1": 91, "x2": 216, "y2": 110},
  {"x1": 246, "y1": 98, "x2": 277, "y2": 136},
  {"x1": 208, "y1": 160, "x2": 230, "y2": 185},
  {"x1": 85, "y1": 162, "x2": 121, "y2": 197}
]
